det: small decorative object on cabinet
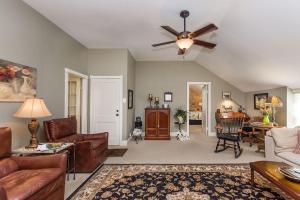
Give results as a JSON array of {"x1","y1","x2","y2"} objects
[
  {"x1": 164, "y1": 92, "x2": 173, "y2": 102},
  {"x1": 154, "y1": 97, "x2": 160, "y2": 108},
  {"x1": 148, "y1": 93, "x2": 153, "y2": 108},
  {"x1": 145, "y1": 108, "x2": 170, "y2": 140}
]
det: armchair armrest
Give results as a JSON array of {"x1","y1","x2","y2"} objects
[
  {"x1": 0, "y1": 187, "x2": 7, "y2": 200},
  {"x1": 12, "y1": 153, "x2": 67, "y2": 170},
  {"x1": 83, "y1": 132, "x2": 108, "y2": 140}
]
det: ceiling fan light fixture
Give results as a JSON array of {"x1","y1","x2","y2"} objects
[{"x1": 176, "y1": 38, "x2": 193, "y2": 50}]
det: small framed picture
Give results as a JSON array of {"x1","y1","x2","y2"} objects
[
  {"x1": 222, "y1": 91, "x2": 231, "y2": 99},
  {"x1": 254, "y1": 93, "x2": 268, "y2": 110},
  {"x1": 164, "y1": 92, "x2": 173, "y2": 102},
  {"x1": 128, "y1": 90, "x2": 133, "y2": 109}
]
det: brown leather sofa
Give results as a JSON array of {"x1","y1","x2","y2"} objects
[
  {"x1": 44, "y1": 117, "x2": 108, "y2": 173},
  {"x1": 0, "y1": 127, "x2": 67, "y2": 200}
]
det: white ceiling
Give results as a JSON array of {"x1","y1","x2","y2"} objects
[{"x1": 23, "y1": 0, "x2": 300, "y2": 92}]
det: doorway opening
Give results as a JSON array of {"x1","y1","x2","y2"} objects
[
  {"x1": 64, "y1": 68, "x2": 88, "y2": 134},
  {"x1": 187, "y1": 82, "x2": 211, "y2": 136}
]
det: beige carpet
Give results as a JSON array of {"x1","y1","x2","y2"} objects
[{"x1": 105, "y1": 126, "x2": 264, "y2": 164}]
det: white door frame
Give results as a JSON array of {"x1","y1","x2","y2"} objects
[
  {"x1": 64, "y1": 68, "x2": 88, "y2": 134},
  {"x1": 187, "y1": 82, "x2": 212, "y2": 136},
  {"x1": 89, "y1": 75, "x2": 123, "y2": 146}
]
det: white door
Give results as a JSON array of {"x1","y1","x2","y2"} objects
[
  {"x1": 202, "y1": 85, "x2": 208, "y2": 135},
  {"x1": 90, "y1": 77, "x2": 122, "y2": 145}
]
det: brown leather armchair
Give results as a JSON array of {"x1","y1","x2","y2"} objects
[
  {"x1": 0, "y1": 127, "x2": 67, "y2": 200},
  {"x1": 44, "y1": 117, "x2": 108, "y2": 173}
]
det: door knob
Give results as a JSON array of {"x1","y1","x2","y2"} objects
[
  {"x1": 116, "y1": 110, "x2": 119, "y2": 112},
  {"x1": 116, "y1": 114, "x2": 119, "y2": 116}
]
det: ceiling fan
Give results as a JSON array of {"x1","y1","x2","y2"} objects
[{"x1": 152, "y1": 10, "x2": 218, "y2": 55}]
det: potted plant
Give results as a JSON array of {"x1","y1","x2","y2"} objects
[{"x1": 174, "y1": 108, "x2": 187, "y2": 124}]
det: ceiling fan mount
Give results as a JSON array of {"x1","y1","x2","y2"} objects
[
  {"x1": 180, "y1": 10, "x2": 190, "y2": 18},
  {"x1": 152, "y1": 10, "x2": 218, "y2": 55}
]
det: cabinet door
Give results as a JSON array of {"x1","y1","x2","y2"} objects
[
  {"x1": 157, "y1": 110, "x2": 170, "y2": 138},
  {"x1": 145, "y1": 110, "x2": 157, "y2": 138}
]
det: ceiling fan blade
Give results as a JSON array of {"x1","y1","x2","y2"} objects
[
  {"x1": 152, "y1": 41, "x2": 176, "y2": 47},
  {"x1": 178, "y1": 48, "x2": 186, "y2": 55},
  {"x1": 190, "y1": 23, "x2": 218, "y2": 38},
  {"x1": 193, "y1": 40, "x2": 216, "y2": 49},
  {"x1": 161, "y1": 26, "x2": 179, "y2": 36}
]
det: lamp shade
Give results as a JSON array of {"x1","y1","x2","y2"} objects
[
  {"x1": 265, "y1": 96, "x2": 283, "y2": 108},
  {"x1": 176, "y1": 38, "x2": 193, "y2": 50},
  {"x1": 14, "y1": 98, "x2": 52, "y2": 118}
]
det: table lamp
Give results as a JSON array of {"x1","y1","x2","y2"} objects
[
  {"x1": 265, "y1": 96, "x2": 283, "y2": 125},
  {"x1": 14, "y1": 98, "x2": 52, "y2": 148}
]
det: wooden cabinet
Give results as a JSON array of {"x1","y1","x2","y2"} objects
[{"x1": 145, "y1": 108, "x2": 170, "y2": 140}]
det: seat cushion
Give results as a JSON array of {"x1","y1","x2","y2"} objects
[
  {"x1": 0, "y1": 168, "x2": 62, "y2": 200},
  {"x1": 277, "y1": 152, "x2": 300, "y2": 166},
  {"x1": 217, "y1": 133, "x2": 239, "y2": 141}
]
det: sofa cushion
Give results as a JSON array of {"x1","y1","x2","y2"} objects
[
  {"x1": 277, "y1": 152, "x2": 300, "y2": 166},
  {"x1": 271, "y1": 128, "x2": 298, "y2": 153},
  {"x1": 0, "y1": 158, "x2": 18, "y2": 179},
  {"x1": 0, "y1": 168, "x2": 62, "y2": 200}
]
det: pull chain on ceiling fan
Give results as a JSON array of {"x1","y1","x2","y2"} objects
[{"x1": 152, "y1": 10, "x2": 218, "y2": 55}]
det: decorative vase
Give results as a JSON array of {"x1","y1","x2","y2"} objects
[
  {"x1": 20, "y1": 76, "x2": 33, "y2": 95},
  {"x1": 263, "y1": 114, "x2": 270, "y2": 125}
]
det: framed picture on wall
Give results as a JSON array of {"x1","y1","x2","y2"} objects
[
  {"x1": 254, "y1": 93, "x2": 268, "y2": 110},
  {"x1": 222, "y1": 91, "x2": 231, "y2": 99},
  {"x1": 0, "y1": 59, "x2": 37, "y2": 102},
  {"x1": 128, "y1": 89, "x2": 133, "y2": 109},
  {"x1": 164, "y1": 92, "x2": 173, "y2": 102}
]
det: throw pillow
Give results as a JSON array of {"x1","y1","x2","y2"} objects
[{"x1": 272, "y1": 128, "x2": 298, "y2": 153}]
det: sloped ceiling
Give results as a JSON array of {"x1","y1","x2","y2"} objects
[{"x1": 22, "y1": 0, "x2": 300, "y2": 92}]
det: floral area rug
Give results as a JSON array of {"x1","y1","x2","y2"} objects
[{"x1": 70, "y1": 164, "x2": 290, "y2": 200}]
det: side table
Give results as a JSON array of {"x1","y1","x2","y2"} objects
[{"x1": 13, "y1": 143, "x2": 76, "y2": 181}]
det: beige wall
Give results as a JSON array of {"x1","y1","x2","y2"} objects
[
  {"x1": 135, "y1": 61, "x2": 246, "y2": 132},
  {"x1": 0, "y1": 0, "x2": 88, "y2": 148},
  {"x1": 245, "y1": 87, "x2": 287, "y2": 126}
]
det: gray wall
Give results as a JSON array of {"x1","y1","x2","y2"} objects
[
  {"x1": 127, "y1": 51, "x2": 136, "y2": 138},
  {"x1": 135, "y1": 61, "x2": 246, "y2": 132},
  {"x1": 0, "y1": 0, "x2": 88, "y2": 148},
  {"x1": 245, "y1": 87, "x2": 287, "y2": 126}
]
